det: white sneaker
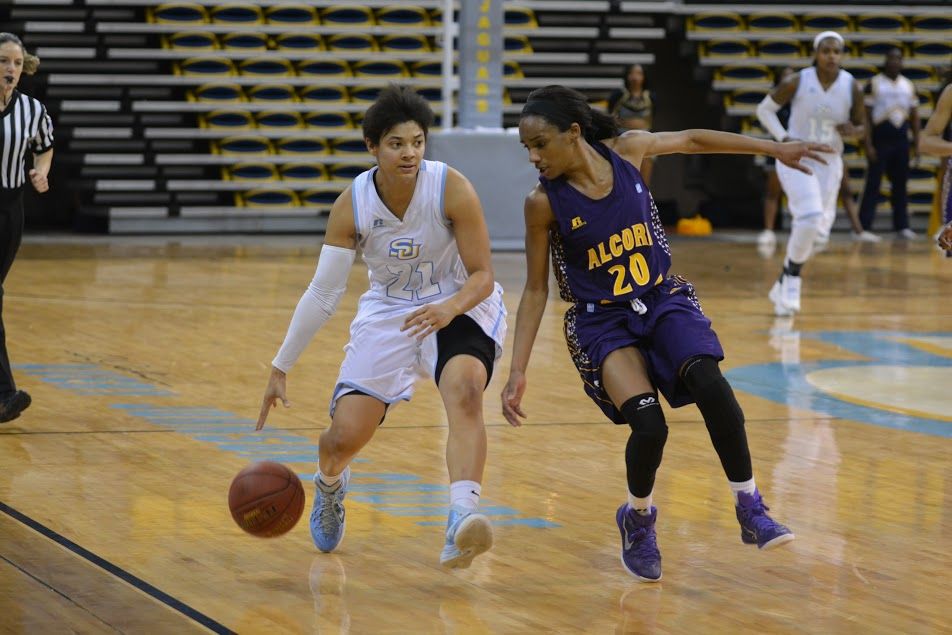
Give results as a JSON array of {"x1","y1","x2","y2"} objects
[
  {"x1": 851, "y1": 230, "x2": 881, "y2": 243},
  {"x1": 768, "y1": 280, "x2": 794, "y2": 317},
  {"x1": 781, "y1": 274, "x2": 802, "y2": 313},
  {"x1": 757, "y1": 229, "x2": 777, "y2": 246},
  {"x1": 897, "y1": 228, "x2": 918, "y2": 240}
]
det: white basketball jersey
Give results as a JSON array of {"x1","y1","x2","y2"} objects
[
  {"x1": 787, "y1": 67, "x2": 854, "y2": 155},
  {"x1": 350, "y1": 159, "x2": 507, "y2": 347}
]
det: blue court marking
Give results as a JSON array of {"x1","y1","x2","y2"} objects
[
  {"x1": 0, "y1": 501, "x2": 234, "y2": 634},
  {"x1": 14, "y1": 364, "x2": 172, "y2": 396},
  {"x1": 726, "y1": 330, "x2": 951, "y2": 438}
]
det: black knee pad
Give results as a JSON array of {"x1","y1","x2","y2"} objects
[
  {"x1": 681, "y1": 356, "x2": 745, "y2": 438},
  {"x1": 620, "y1": 393, "x2": 668, "y2": 443}
]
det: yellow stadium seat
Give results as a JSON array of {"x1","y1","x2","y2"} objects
[
  {"x1": 150, "y1": 3, "x2": 207, "y2": 25},
  {"x1": 225, "y1": 162, "x2": 279, "y2": 181},
  {"x1": 725, "y1": 88, "x2": 769, "y2": 108},
  {"x1": 329, "y1": 162, "x2": 374, "y2": 180},
  {"x1": 189, "y1": 83, "x2": 244, "y2": 103},
  {"x1": 379, "y1": 34, "x2": 431, "y2": 53},
  {"x1": 911, "y1": 40, "x2": 952, "y2": 62},
  {"x1": 279, "y1": 163, "x2": 328, "y2": 181},
  {"x1": 911, "y1": 15, "x2": 952, "y2": 36},
  {"x1": 209, "y1": 3, "x2": 263, "y2": 25},
  {"x1": 504, "y1": 35, "x2": 533, "y2": 54},
  {"x1": 715, "y1": 63, "x2": 772, "y2": 84},
  {"x1": 321, "y1": 5, "x2": 374, "y2": 26},
  {"x1": 304, "y1": 111, "x2": 353, "y2": 130},
  {"x1": 215, "y1": 135, "x2": 273, "y2": 155},
  {"x1": 414, "y1": 87, "x2": 442, "y2": 105},
  {"x1": 274, "y1": 33, "x2": 324, "y2": 52},
  {"x1": 220, "y1": 32, "x2": 268, "y2": 52},
  {"x1": 276, "y1": 137, "x2": 331, "y2": 156},
  {"x1": 165, "y1": 31, "x2": 217, "y2": 51},
  {"x1": 504, "y1": 6, "x2": 537, "y2": 28},
  {"x1": 856, "y1": 13, "x2": 906, "y2": 34},
  {"x1": 901, "y1": 63, "x2": 937, "y2": 83},
  {"x1": 858, "y1": 40, "x2": 904, "y2": 59},
  {"x1": 299, "y1": 85, "x2": 349, "y2": 104},
  {"x1": 256, "y1": 111, "x2": 304, "y2": 131},
  {"x1": 330, "y1": 138, "x2": 369, "y2": 156},
  {"x1": 326, "y1": 33, "x2": 377, "y2": 53},
  {"x1": 176, "y1": 57, "x2": 236, "y2": 77},
  {"x1": 747, "y1": 12, "x2": 797, "y2": 34},
  {"x1": 247, "y1": 84, "x2": 297, "y2": 103},
  {"x1": 701, "y1": 39, "x2": 753, "y2": 60},
  {"x1": 265, "y1": 4, "x2": 318, "y2": 26},
  {"x1": 201, "y1": 109, "x2": 255, "y2": 131},
  {"x1": 296, "y1": 59, "x2": 351, "y2": 78},
  {"x1": 848, "y1": 64, "x2": 879, "y2": 82},
  {"x1": 240, "y1": 188, "x2": 299, "y2": 207},
  {"x1": 688, "y1": 12, "x2": 744, "y2": 33},
  {"x1": 756, "y1": 39, "x2": 802, "y2": 59},
  {"x1": 301, "y1": 186, "x2": 345, "y2": 206},
  {"x1": 238, "y1": 57, "x2": 294, "y2": 77},
  {"x1": 376, "y1": 6, "x2": 429, "y2": 27},
  {"x1": 801, "y1": 12, "x2": 851, "y2": 33},
  {"x1": 349, "y1": 86, "x2": 384, "y2": 104},
  {"x1": 410, "y1": 60, "x2": 452, "y2": 77},
  {"x1": 504, "y1": 60, "x2": 523, "y2": 78},
  {"x1": 352, "y1": 59, "x2": 409, "y2": 79}
]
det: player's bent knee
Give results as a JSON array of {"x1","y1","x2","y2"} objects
[
  {"x1": 620, "y1": 393, "x2": 668, "y2": 444},
  {"x1": 681, "y1": 356, "x2": 745, "y2": 437}
]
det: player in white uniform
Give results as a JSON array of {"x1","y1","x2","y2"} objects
[
  {"x1": 256, "y1": 86, "x2": 506, "y2": 569},
  {"x1": 757, "y1": 31, "x2": 866, "y2": 316}
]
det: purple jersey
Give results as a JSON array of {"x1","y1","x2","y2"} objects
[{"x1": 541, "y1": 142, "x2": 671, "y2": 303}]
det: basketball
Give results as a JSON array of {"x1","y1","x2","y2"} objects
[{"x1": 228, "y1": 461, "x2": 305, "y2": 538}]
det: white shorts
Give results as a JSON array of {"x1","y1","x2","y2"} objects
[
  {"x1": 329, "y1": 283, "x2": 507, "y2": 416},
  {"x1": 776, "y1": 154, "x2": 843, "y2": 235}
]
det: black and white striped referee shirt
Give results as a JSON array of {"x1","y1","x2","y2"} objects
[{"x1": 0, "y1": 89, "x2": 54, "y2": 190}]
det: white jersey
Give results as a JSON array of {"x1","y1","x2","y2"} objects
[{"x1": 787, "y1": 67, "x2": 854, "y2": 155}]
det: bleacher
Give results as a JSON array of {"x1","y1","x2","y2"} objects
[
  {"x1": 684, "y1": 3, "x2": 951, "y2": 217},
  {"x1": 11, "y1": 0, "x2": 666, "y2": 232}
]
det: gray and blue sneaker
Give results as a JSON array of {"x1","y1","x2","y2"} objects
[
  {"x1": 310, "y1": 467, "x2": 351, "y2": 553},
  {"x1": 735, "y1": 489, "x2": 795, "y2": 550},
  {"x1": 439, "y1": 505, "x2": 493, "y2": 569},
  {"x1": 616, "y1": 504, "x2": 662, "y2": 582}
]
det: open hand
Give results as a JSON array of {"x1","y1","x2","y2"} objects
[
  {"x1": 776, "y1": 141, "x2": 834, "y2": 175},
  {"x1": 401, "y1": 302, "x2": 456, "y2": 341}
]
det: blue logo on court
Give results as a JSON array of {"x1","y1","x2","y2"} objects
[
  {"x1": 726, "y1": 330, "x2": 952, "y2": 438},
  {"x1": 389, "y1": 238, "x2": 420, "y2": 260}
]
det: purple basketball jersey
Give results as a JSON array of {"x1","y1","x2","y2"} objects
[{"x1": 540, "y1": 142, "x2": 672, "y2": 303}]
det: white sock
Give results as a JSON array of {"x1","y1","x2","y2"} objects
[
  {"x1": 450, "y1": 480, "x2": 481, "y2": 512},
  {"x1": 317, "y1": 470, "x2": 341, "y2": 487},
  {"x1": 628, "y1": 492, "x2": 652, "y2": 514},
  {"x1": 729, "y1": 478, "x2": 757, "y2": 504}
]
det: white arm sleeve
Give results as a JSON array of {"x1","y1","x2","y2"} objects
[
  {"x1": 756, "y1": 95, "x2": 788, "y2": 142},
  {"x1": 271, "y1": 244, "x2": 356, "y2": 373}
]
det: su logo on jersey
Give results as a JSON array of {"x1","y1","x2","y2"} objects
[{"x1": 389, "y1": 237, "x2": 421, "y2": 260}]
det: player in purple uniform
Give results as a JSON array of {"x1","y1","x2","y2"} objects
[{"x1": 501, "y1": 85, "x2": 830, "y2": 581}]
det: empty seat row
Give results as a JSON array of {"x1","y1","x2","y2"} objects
[
  {"x1": 150, "y1": 3, "x2": 537, "y2": 28},
  {"x1": 700, "y1": 39, "x2": 952, "y2": 62},
  {"x1": 237, "y1": 186, "x2": 348, "y2": 208},
  {"x1": 201, "y1": 110, "x2": 372, "y2": 133},
  {"x1": 689, "y1": 11, "x2": 952, "y2": 34},
  {"x1": 224, "y1": 162, "x2": 371, "y2": 181},
  {"x1": 212, "y1": 135, "x2": 374, "y2": 157},
  {"x1": 714, "y1": 62, "x2": 941, "y2": 85},
  {"x1": 187, "y1": 83, "x2": 512, "y2": 107},
  {"x1": 164, "y1": 32, "x2": 534, "y2": 54},
  {"x1": 174, "y1": 56, "x2": 522, "y2": 79}
]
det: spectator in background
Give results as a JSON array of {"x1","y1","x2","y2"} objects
[
  {"x1": 608, "y1": 63, "x2": 655, "y2": 185},
  {"x1": 859, "y1": 47, "x2": 920, "y2": 239}
]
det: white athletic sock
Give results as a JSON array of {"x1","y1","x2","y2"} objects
[
  {"x1": 317, "y1": 470, "x2": 341, "y2": 488},
  {"x1": 628, "y1": 492, "x2": 653, "y2": 514},
  {"x1": 450, "y1": 480, "x2": 481, "y2": 512},
  {"x1": 729, "y1": 478, "x2": 757, "y2": 504}
]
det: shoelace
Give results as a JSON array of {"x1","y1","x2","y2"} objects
[
  {"x1": 625, "y1": 521, "x2": 659, "y2": 558},
  {"x1": 314, "y1": 486, "x2": 343, "y2": 535},
  {"x1": 739, "y1": 499, "x2": 779, "y2": 534}
]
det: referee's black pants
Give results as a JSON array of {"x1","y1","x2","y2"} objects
[
  {"x1": 0, "y1": 187, "x2": 24, "y2": 397},
  {"x1": 859, "y1": 122, "x2": 911, "y2": 232}
]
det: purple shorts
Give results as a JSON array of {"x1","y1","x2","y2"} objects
[{"x1": 563, "y1": 275, "x2": 724, "y2": 424}]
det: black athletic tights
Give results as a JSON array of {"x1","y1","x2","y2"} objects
[{"x1": 0, "y1": 188, "x2": 24, "y2": 396}]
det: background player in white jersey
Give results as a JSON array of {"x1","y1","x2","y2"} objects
[
  {"x1": 757, "y1": 31, "x2": 866, "y2": 316},
  {"x1": 256, "y1": 85, "x2": 507, "y2": 569}
]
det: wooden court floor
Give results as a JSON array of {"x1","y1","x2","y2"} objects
[{"x1": 1, "y1": 233, "x2": 949, "y2": 634}]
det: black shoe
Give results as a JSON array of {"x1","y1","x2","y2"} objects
[{"x1": 0, "y1": 390, "x2": 31, "y2": 423}]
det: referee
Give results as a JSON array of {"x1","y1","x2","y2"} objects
[{"x1": 0, "y1": 33, "x2": 53, "y2": 423}]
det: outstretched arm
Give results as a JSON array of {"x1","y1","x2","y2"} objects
[
  {"x1": 613, "y1": 128, "x2": 832, "y2": 175},
  {"x1": 919, "y1": 85, "x2": 952, "y2": 158},
  {"x1": 501, "y1": 187, "x2": 553, "y2": 427}
]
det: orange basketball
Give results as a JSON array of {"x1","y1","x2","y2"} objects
[{"x1": 228, "y1": 461, "x2": 305, "y2": 537}]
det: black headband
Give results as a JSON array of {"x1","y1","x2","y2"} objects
[{"x1": 521, "y1": 99, "x2": 566, "y2": 123}]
